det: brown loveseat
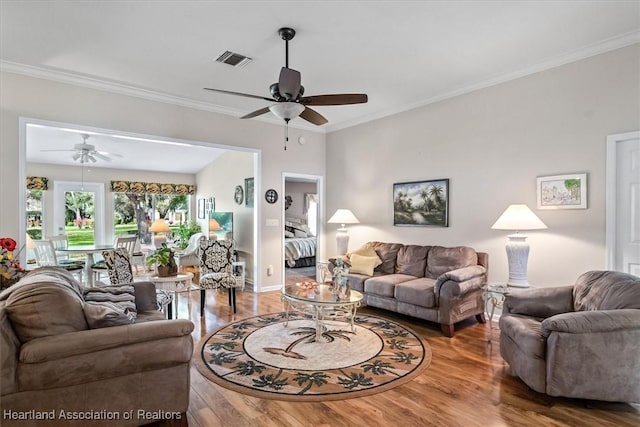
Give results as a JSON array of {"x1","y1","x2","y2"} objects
[
  {"x1": 0, "y1": 268, "x2": 194, "y2": 426},
  {"x1": 500, "y1": 270, "x2": 640, "y2": 403},
  {"x1": 340, "y1": 242, "x2": 488, "y2": 336}
]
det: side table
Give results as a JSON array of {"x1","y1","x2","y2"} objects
[
  {"x1": 148, "y1": 272, "x2": 196, "y2": 319},
  {"x1": 483, "y1": 284, "x2": 509, "y2": 332}
]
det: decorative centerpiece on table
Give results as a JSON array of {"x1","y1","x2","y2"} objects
[
  {"x1": 0, "y1": 237, "x2": 26, "y2": 289},
  {"x1": 331, "y1": 258, "x2": 351, "y2": 298},
  {"x1": 145, "y1": 243, "x2": 178, "y2": 277}
]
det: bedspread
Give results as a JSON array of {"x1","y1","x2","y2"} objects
[{"x1": 284, "y1": 237, "x2": 316, "y2": 267}]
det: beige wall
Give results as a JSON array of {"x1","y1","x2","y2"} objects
[
  {"x1": 326, "y1": 45, "x2": 640, "y2": 286},
  {"x1": 196, "y1": 150, "x2": 255, "y2": 284},
  {"x1": 0, "y1": 71, "x2": 326, "y2": 290}
]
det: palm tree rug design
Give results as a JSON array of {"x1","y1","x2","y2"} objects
[{"x1": 195, "y1": 312, "x2": 432, "y2": 401}]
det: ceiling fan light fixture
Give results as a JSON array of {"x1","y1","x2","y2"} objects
[{"x1": 269, "y1": 102, "x2": 305, "y2": 121}]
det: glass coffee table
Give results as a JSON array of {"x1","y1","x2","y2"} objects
[{"x1": 282, "y1": 282, "x2": 363, "y2": 343}]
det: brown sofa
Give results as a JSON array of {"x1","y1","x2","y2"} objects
[
  {"x1": 340, "y1": 242, "x2": 488, "y2": 336},
  {"x1": 0, "y1": 268, "x2": 194, "y2": 426},
  {"x1": 499, "y1": 270, "x2": 640, "y2": 403}
]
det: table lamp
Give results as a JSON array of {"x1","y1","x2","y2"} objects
[
  {"x1": 328, "y1": 209, "x2": 359, "y2": 255},
  {"x1": 149, "y1": 219, "x2": 170, "y2": 248},
  {"x1": 208, "y1": 218, "x2": 221, "y2": 240},
  {"x1": 491, "y1": 204, "x2": 547, "y2": 287}
]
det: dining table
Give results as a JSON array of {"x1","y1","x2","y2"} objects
[{"x1": 57, "y1": 244, "x2": 114, "y2": 286}]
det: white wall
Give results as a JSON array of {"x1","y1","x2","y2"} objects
[
  {"x1": 326, "y1": 45, "x2": 640, "y2": 286},
  {"x1": 0, "y1": 71, "x2": 326, "y2": 290},
  {"x1": 196, "y1": 150, "x2": 255, "y2": 284}
]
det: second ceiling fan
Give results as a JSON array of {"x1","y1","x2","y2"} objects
[{"x1": 204, "y1": 27, "x2": 368, "y2": 126}]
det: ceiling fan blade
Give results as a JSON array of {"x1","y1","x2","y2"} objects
[
  {"x1": 241, "y1": 106, "x2": 272, "y2": 119},
  {"x1": 97, "y1": 150, "x2": 123, "y2": 158},
  {"x1": 93, "y1": 152, "x2": 111, "y2": 162},
  {"x1": 299, "y1": 107, "x2": 328, "y2": 126},
  {"x1": 40, "y1": 149, "x2": 75, "y2": 152},
  {"x1": 203, "y1": 87, "x2": 273, "y2": 102},
  {"x1": 301, "y1": 94, "x2": 368, "y2": 106},
  {"x1": 279, "y1": 67, "x2": 301, "y2": 100}
]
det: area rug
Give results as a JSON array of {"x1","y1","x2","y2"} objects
[{"x1": 194, "y1": 312, "x2": 432, "y2": 401}]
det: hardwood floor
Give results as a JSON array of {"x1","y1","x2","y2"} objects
[{"x1": 176, "y1": 289, "x2": 640, "y2": 427}]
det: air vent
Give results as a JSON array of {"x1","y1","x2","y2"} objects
[{"x1": 215, "y1": 51, "x2": 252, "y2": 68}]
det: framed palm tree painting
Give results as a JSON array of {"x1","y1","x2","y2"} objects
[{"x1": 393, "y1": 179, "x2": 449, "y2": 226}]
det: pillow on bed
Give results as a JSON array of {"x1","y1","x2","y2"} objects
[
  {"x1": 284, "y1": 230, "x2": 295, "y2": 238},
  {"x1": 294, "y1": 229, "x2": 308, "y2": 238},
  {"x1": 349, "y1": 253, "x2": 379, "y2": 276}
]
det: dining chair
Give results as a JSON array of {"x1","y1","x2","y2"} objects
[
  {"x1": 32, "y1": 239, "x2": 84, "y2": 282},
  {"x1": 100, "y1": 247, "x2": 174, "y2": 317},
  {"x1": 199, "y1": 238, "x2": 239, "y2": 315},
  {"x1": 45, "y1": 234, "x2": 71, "y2": 263},
  {"x1": 92, "y1": 234, "x2": 138, "y2": 282}
]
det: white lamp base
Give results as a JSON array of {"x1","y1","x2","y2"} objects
[
  {"x1": 505, "y1": 233, "x2": 530, "y2": 287},
  {"x1": 153, "y1": 234, "x2": 167, "y2": 249},
  {"x1": 335, "y1": 227, "x2": 349, "y2": 255}
]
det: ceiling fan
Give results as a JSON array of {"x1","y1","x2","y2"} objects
[
  {"x1": 41, "y1": 134, "x2": 122, "y2": 164},
  {"x1": 204, "y1": 27, "x2": 368, "y2": 126}
]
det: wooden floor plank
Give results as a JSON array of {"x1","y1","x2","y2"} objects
[{"x1": 182, "y1": 288, "x2": 640, "y2": 427}]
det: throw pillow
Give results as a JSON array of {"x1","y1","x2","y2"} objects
[
  {"x1": 348, "y1": 243, "x2": 382, "y2": 268},
  {"x1": 284, "y1": 230, "x2": 295, "y2": 238},
  {"x1": 83, "y1": 285, "x2": 137, "y2": 315},
  {"x1": 349, "y1": 253, "x2": 379, "y2": 276},
  {"x1": 84, "y1": 301, "x2": 136, "y2": 329},
  {"x1": 294, "y1": 229, "x2": 308, "y2": 238}
]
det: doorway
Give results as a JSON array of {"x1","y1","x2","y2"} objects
[
  {"x1": 606, "y1": 131, "x2": 640, "y2": 275},
  {"x1": 53, "y1": 181, "x2": 105, "y2": 245},
  {"x1": 282, "y1": 173, "x2": 324, "y2": 286}
]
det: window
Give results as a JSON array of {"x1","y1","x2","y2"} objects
[{"x1": 26, "y1": 189, "x2": 44, "y2": 239}]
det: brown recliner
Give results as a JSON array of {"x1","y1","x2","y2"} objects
[
  {"x1": 0, "y1": 267, "x2": 194, "y2": 426},
  {"x1": 499, "y1": 270, "x2": 640, "y2": 403}
]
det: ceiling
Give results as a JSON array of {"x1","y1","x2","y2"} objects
[{"x1": 3, "y1": 1, "x2": 639, "y2": 172}]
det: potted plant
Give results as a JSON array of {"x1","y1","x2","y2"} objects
[
  {"x1": 145, "y1": 243, "x2": 178, "y2": 277},
  {"x1": 176, "y1": 220, "x2": 202, "y2": 250}
]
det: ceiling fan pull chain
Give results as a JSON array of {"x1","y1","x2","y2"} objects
[{"x1": 284, "y1": 118, "x2": 289, "y2": 150}]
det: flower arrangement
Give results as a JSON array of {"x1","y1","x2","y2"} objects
[{"x1": 0, "y1": 237, "x2": 25, "y2": 289}]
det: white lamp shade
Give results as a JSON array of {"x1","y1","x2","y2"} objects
[
  {"x1": 269, "y1": 102, "x2": 305, "y2": 120},
  {"x1": 491, "y1": 204, "x2": 546, "y2": 231},
  {"x1": 328, "y1": 209, "x2": 360, "y2": 225}
]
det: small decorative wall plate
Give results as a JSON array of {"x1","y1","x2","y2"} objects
[
  {"x1": 234, "y1": 185, "x2": 244, "y2": 205},
  {"x1": 265, "y1": 189, "x2": 278, "y2": 204}
]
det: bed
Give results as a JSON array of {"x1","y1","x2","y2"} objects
[{"x1": 284, "y1": 216, "x2": 316, "y2": 268}]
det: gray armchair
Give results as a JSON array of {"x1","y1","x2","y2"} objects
[{"x1": 499, "y1": 270, "x2": 640, "y2": 403}]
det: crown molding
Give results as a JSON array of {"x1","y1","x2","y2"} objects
[
  {"x1": 3, "y1": 29, "x2": 637, "y2": 135},
  {"x1": 324, "y1": 31, "x2": 640, "y2": 133},
  {"x1": 0, "y1": 60, "x2": 321, "y2": 133}
]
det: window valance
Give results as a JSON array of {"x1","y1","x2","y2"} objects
[
  {"x1": 110, "y1": 180, "x2": 195, "y2": 195},
  {"x1": 26, "y1": 176, "x2": 48, "y2": 190}
]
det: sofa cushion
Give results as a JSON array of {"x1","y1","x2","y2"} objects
[
  {"x1": 371, "y1": 242, "x2": 403, "y2": 274},
  {"x1": 426, "y1": 246, "x2": 478, "y2": 278},
  {"x1": 2, "y1": 281, "x2": 88, "y2": 343},
  {"x1": 364, "y1": 274, "x2": 416, "y2": 298},
  {"x1": 499, "y1": 314, "x2": 546, "y2": 359},
  {"x1": 345, "y1": 272, "x2": 385, "y2": 292},
  {"x1": 573, "y1": 270, "x2": 640, "y2": 311},
  {"x1": 396, "y1": 245, "x2": 430, "y2": 277},
  {"x1": 395, "y1": 277, "x2": 436, "y2": 308},
  {"x1": 349, "y1": 253, "x2": 380, "y2": 276}
]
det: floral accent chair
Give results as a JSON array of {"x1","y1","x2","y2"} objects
[
  {"x1": 102, "y1": 248, "x2": 174, "y2": 318},
  {"x1": 199, "y1": 239, "x2": 238, "y2": 315}
]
